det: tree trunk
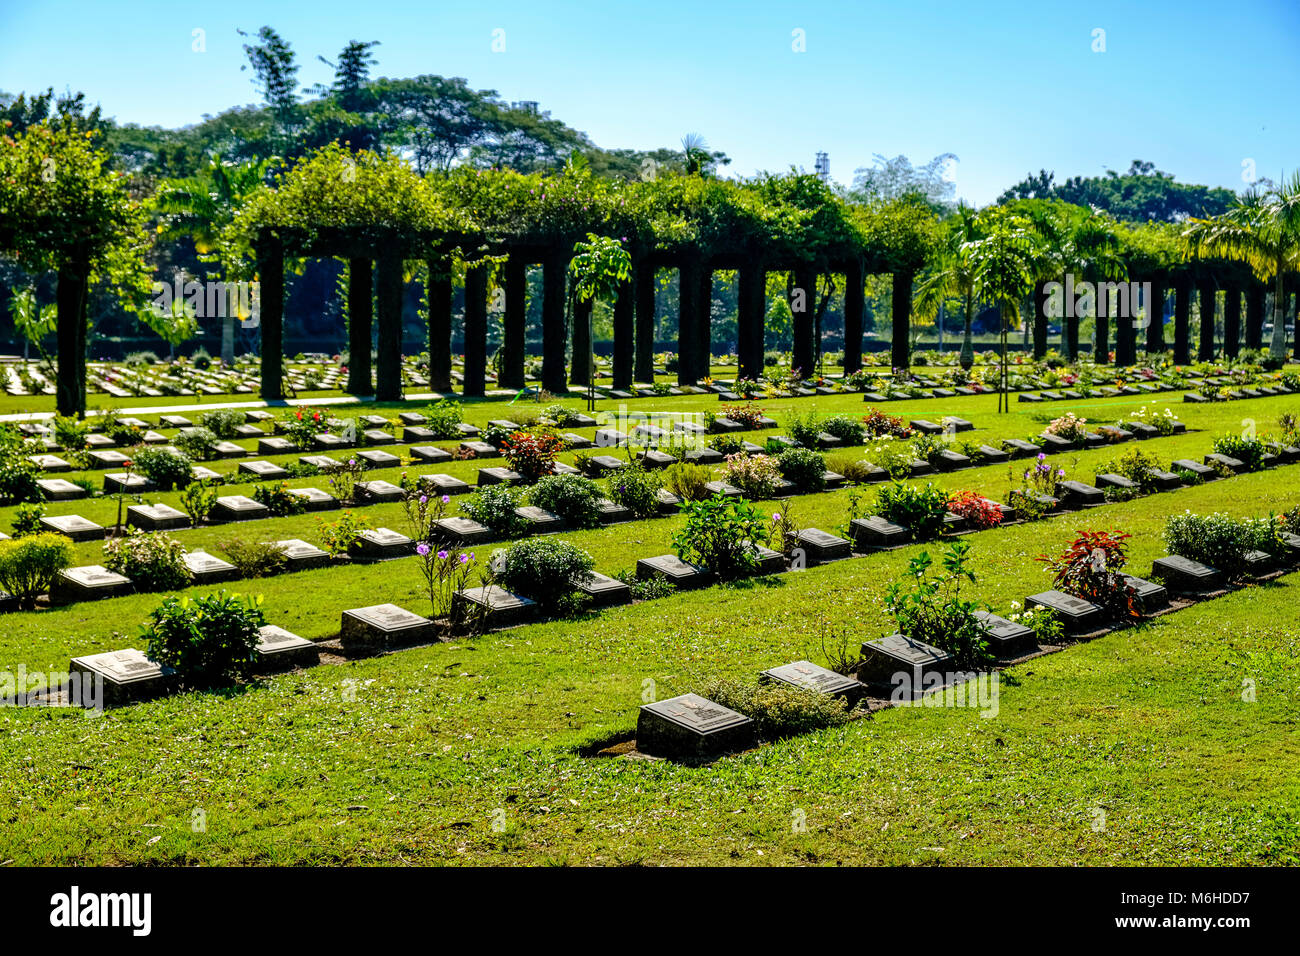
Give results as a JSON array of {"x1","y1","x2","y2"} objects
[
  {"x1": 960, "y1": 290, "x2": 975, "y2": 370},
  {"x1": 55, "y1": 259, "x2": 89, "y2": 417},
  {"x1": 1223, "y1": 286, "x2": 1241, "y2": 359},
  {"x1": 426, "y1": 256, "x2": 453, "y2": 392},
  {"x1": 633, "y1": 260, "x2": 656, "y2": 384},
  {"x1": 257, "y1": 243, "x2": 284, "y2": 401},
  {"x1": 374, "y1": 253, "x2": 404, "y2": 401},
  {"x1": 1268, "y1": 261, "x2": 1287, "y2": 362},
  {"x1": 462, "y1": 263, "x2": 487, "y2": 398},
  {"x1": 890, "y1": 270, "x2": 913, "y2": 372},
  {"x1": 791, "y1": 265, "x2": 815, "y2": 378},
  {"x1": 541, "y1": 254, "x2": 568, "y2": 393},
  {"x1": 611, "y1": 276, "x2": 634, "y2": 390},
  {"x1": 737, "y1": 264, "x2": 766, "y2": 381},
  {"x1": 1173, "y1": 278, "x2": 1191, "y2": 365},
  {"x1": 346, "y1": 258, "x2": 373, "y2": 395},
  {"x1": 842, "y1": 259, "x2": 864, "y2": 374},
  {"x1": 498, "y1": 256, "x2": 527, "y2": 390},
  {"x1": 1197, "y1": 281, "x2": 1216, "y2": 361}
]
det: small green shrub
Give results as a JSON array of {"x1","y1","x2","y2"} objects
[
  {"x1": 174, "y1": 426, "x2": 219, "y2": 460},
  {"x1": 884, "y1": 541, "x2": 990, "y2": 668},
  {"x1": 142, "y1": 591, "x2": 266, "y2": 687},
  {"x1": 775, "y1": 447, "x2": 826, "y2": 493},
  {"x1": 723, "y1": 453, "x2": 781, "y2": 498},
  {"x1": 784, "y1": 409, "x2": 822, "y2": 448},
  {"x1": 315, "y1": 511, "x2": 370, "y2": 558},
  {"x1": 217, "y1": 537, "x2": 288, "y2": 578},
  {"x1": 672, "y1": 495, "x2": 767, "y2": 579},
  {"x1": 252, "y1": 481, "x2": 307, "y2": 517},
  {"x1": 180, "y1": 480, "x2": 218, "y2": 524},
  {"x1": 702, "y1": 678, "x2": 855, "y2": 741},
  {"x1": 425, "y1": 399, "x2": 464, "y2": 439},
  {"x1": 1211, "y1": 433, "x2": 1267, "y2": 471},
  {"x1": 495, "y1": 537, "x2": 595, "y2": 610},
  {"x1": 1164, "y1": 511, "x2": 1283, "y2": 580},
  {"x1": 52, "y1": 416, "x2": 90, "y2": 451},
  {"x1": 874, "y1": 482, "x2": 948, "y2": 541},
  {"x1": 663, "y1": 462, "x2": 712, "y2": 502},
  {"x1": 460, "y1": 484, "x2": 530, "y2": 537},
  {"x1": 607, "y1": 462, "x2": 662, "y2": 519},
  {"x1": 199, "y1": 408, "x2": 245, "y2": 439},
  {"x1": 103, "y1": 530, "x2": 190, "y2": 591},
  {"x1": 11, "y1": 501, "x2": 46, "y2": 537},
  {"x1": 0, "y1": 532, "x2": 73, "y2": 608},
  {"x1": 131, "y1": 446, "x2": 194, "y2": 490},
  {"x1": 819, "y1": 414, "x2": 866, "y2": 446},
  {"x1": 528, "y1": 474, "x2": 603, "y2": 529}
]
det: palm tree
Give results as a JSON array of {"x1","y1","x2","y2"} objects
[
  {"x1": 680, "y1": 133, "x2": 712, "y2": 176},
  {"x1": 963, "y1": 216, "x2": 1039, "y2": 413},
  {"x1": 915, "y1": 203, "x2": 982, "y2": 370},
  {"x1": 1184, "y1": 171, "x2": 1300, "y2": 363}
]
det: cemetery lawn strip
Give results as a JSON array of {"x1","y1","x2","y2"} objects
[{"x1": 1, "y1": 467, "x2": 1299, "y2": 865}]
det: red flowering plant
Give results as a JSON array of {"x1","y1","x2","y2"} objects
[
  {"x1": 947, "y1": 490, "x2": 1003, "y2": 531},
  {"x1": 1036, "y1": 529, "x2": 1140, "y2": 623},
  {"x1": 501, "y1": 431, "x2": 564, "y2": 483},
  {"x1": 281, "y1": 406, "x2": 327, "y2": 447},
  {"x1": 719, "y1": 402, "x2": 765, "y2": 429},
  {"x1": 861, "y1": 407, "x2": 913, "y2": 440}
]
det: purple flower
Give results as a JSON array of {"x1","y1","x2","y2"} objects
[
  {"x1": 441, "y1": 495, "x2": 450, "y2": 504},
  {"x1": 437, "y1": 550, "x2": 448, "y2": 560},
  {"x1": 416, "y1": 543, "x2": 430, "y2": 556},
  {"x1": 459, "y1": 554, "x2": 469, "y2": 564},
  {"x1": 348, "y1": 459, "x2": 357, "y2": 466},
  {"x1": 772, "y1": 512, "x2": 782, "y2": 523},
  {"x1": 419, "y1": 495, "x2": 428, "y2": 504},
  {"x1": 1037, "y1": 453, "x2": 1046, "y2": 461}
]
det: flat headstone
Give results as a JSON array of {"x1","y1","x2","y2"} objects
[
  {"x1": 857, "y1": 634, "x2": 953, "y2": 689},
  {"x1": 815, "y1": 432, "x2": 844, "y2": 449},
  {"x1": 398, "y1": 412, "x2": 427, "y2": 425},
  {"x1": 287, "y1": 486, "x2": 339, "y2": 511},
  {"x1": 299, "y1": 455, "x2": 340, "y2": 471},
  {"x1": 211, "y1": 441, "x2": 245, "y2": 459},
  {"x1": 587, "y1": 455, "x2": 626, "y2": 473},
  {"x1": 87, "y1": 449, "x2": 132, "y2": 469},
  {"x1": 314, "y1": 433, "x2": 349, "y2": 450},
  {"x1": 452, "y1": 586, "x2": 537, "y2": 629},
  {"x1": 575, "y1": 571, "x2": 632, "y2": 608},
  {"x1": 486, "y1": 419, "x2": 521, "y2": 432},
  {"x1": 1055, "y1": 480, "x2": 1104, "y2": 507},
  {"x1": 1017, "y1": 392, "x2": 1043, "y2": 403},
  {"x1": 1095, "y1": 472, "x2": 1139, "y2": 492},
  {"x1": 655, "y1": 488, "x2": 682, "y2": 513},
  {"x1": 596, "y1": 498, "x2": 634, "y2": 523},
  {"x1": 945, "y1": 417, "x2": 974, "y2": 432},
  {"x1": 257, "y1": 437, "x2": 298, "y2": 455},
  {"x1": 933, "y1": 448, "x2": 972, "y2": 471},
  {"x1": 211, "y1": 495, "x2": 271, "y2": 522},
  {"x1": 420, "y1": 473, "x2": 471, "y2": 496},
  {"x1": 683, "y1": 447, "x2": 724, "y2": 466},
  {"x1": 159, "y1": 415, "x2": 192, "y2": 428},
  {"x1": 637, "y1": 693, "x2": 754, "y2": 762},
  {"x1": 431, "y1": 516, "x2": 490, "y2": 545},
  {"x1": 635, "y1": 554, "x2": 713, "y2": 590},
  {"x1": 356, "y1": 479, "x2": 404, "y2": 503},
  {"x1": 976, "y1": 444, "x2": 1010, "y2": 464},
  {"x1": 1038, "y1": 433, "x2": 1073, "y2": 453},
  {"x1": 31, "y1": 454, "x2": 71, "y2": 472},
  {"x1": 359, "y1": 415, "x2": 390, "y2": 428},
  {"x1": 910, "y1": 419, "x2": 943, "y2": 435},
  {"x1": 255, "y1": 625, "x2": 319, "y2": 668},
  {"x1": 638, "y1": 449, "x2": 676, "y2": 469},
  {"x1": 50, "y1": 565, "x2": 131, "y2": 604},
  {"x1": 182, "y1": 550, "x2": 237, "y2": 584},
  {"x1": 68, "y1": 648, "x2": 173, "y2": 706},
  {"x1": 340, "y1": 603, "x2": 435, "y2": 651},
  {"x1": 357, "y1": 449, "x2": 401, "y2": 469},
  {"x1": 454, "y1": 423, "x2": 481, "y2": 438},
  {"x1": 561, "y1": 433, "x2": 594, "y2": 450},
  {"x1": 1025, "y1": 590, "x2": 1103, "y2": 633},
  {"x1": 795, "y1": 528, "x2": 852, "y2": 564},
  {"x1": 85, "y1": 433, "x2": 116, "y2": 449},
  {"x1": 1171, "y1": 458, "x2": 1215, "y2": 479},
  {"x1": 233, "y1": 423, "x2": 265, "y2": 438},
  {"x1": 972, "y1": 610, "x2": 1036, "y2": 657},
  {"x1": 849, "y1": 515, "x2": 908, "y2": 550},
  {"x1": 1204, "y1": 453, "x2": 1245, "y2": 473},
  {"x1": 710, "y1": 417, "x2": 744, "y2": 433},
  {"x1": 514, "y1": 505, "x2": 563, "y2": 533},
  {"x1": 409, "y1": 445, "x2": 453, "y2": 464},
  {"x1": 477, "y1": 466, "x2": 523, "y2": 486},
  {"x1": 37, "y1": 478, "x2": 86, "y2": 501},
  {"x1": 460, "y1": 440, "x2": 500, "y2": 458},
  {"x1": 1152, "y1": 554, "x2": 1225, "y2": 593},
  {"x1": 401, "y1": 426, "x2": 436, "y2": 443},
  {"x1": 127, "y1": 503, "x2": 188, "y2": 531},
  {"x1": 362, "y1": 429, "x2": 396, "y2": 446},
  {"x1": 1002, "y1": 438, "x2": 1040, "y2": 458},
  {"x1": 744, "y1": 542, "x2": 785, "y2": 575},
  {"x1": 40, "y1": 514, "x2": 105, "y2": 541},
  {"x1": 1122, "y1": 574, "x2": 1168, "y2": 612},
  {"x1": 238, "y1": 460, "x2": 289, "y2": 480},
  {"x1": 703, "y1": 480, "x2": 741, "y2": 498},
  {"x1": 760, "y1": 660, "x2": 864, "y2": 700},
  {"x1": 274, "y1": 538, "x2": 330, "y2": 570},
  {"x1": 244, "y1": 410, "x2": 275, "y2": 424}
]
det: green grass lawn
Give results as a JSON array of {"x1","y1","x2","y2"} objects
[{"x1": 0, "y1": 387, "x2": 1297, "y2": 865}]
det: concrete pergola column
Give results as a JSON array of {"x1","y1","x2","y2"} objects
[
  {"x1": 695, "y1": 265, "x2": 713, "y2": 381},
  {"x1": 737, "y1": 264, "x2": 766, "y2": 381},
  {"x1": 791, "y1": 265, "x2": 815, "y2": 378},
  {"x1": 1173, "y1": 278, "x2": 1191, "y2": 365},
  {"x1": 1114, "y1": 290, "x2": 1135, "y2": 367},
  {"x1": 570, "y1": 292, "x2": 592, "y2": 386},
  {"x1": 426, "y1": 256, "x2": 453, "y2": 392},
  {"x1": 1145, "y1": 282, "x2": 1166, "y2": 355},
  {"x1": 611, "y1": 276, "x2": 634, "y2": 390},
  {"x1": 374, "y1": 252, "x2": 405, "y2": 402},
  {"x1": 498, "y1": 255, "x2": 527, "y2": 391},
  {"x1": 890, "y1": 270, "x2": 913, "y2": 372},
  {"x1": 462, "y1": 263, "x2": 488, "y2": 398},
  {"x1": 256, "y1": 238, "x2": 284, "y2": 401},
  {"x1": 1094, "y1": 297, "x2": 1110, "y2": 364},
  {"x1": 677, "y1": 259, "x2": 700, "y2": 386},
  {"x1": 346, "y1": 258, "x2": 374, "y2": 395},
  {"x1": 1223, "y1": 285, "x2": 1242, "y2": 359},
  {"x1": 1245, "y1": 281, "x2": 1265, "y2": 351},
  {"x1": 1032, "y1": 281, "x2": 1050, "y2": 359},
  {"x1": 842, "y1": 259, "x2": 864, "y2": 375},
  {"x1": 633, "y1": 259, "x2": 656, "y2": 383},
  {"x1": 541, "y1": 254, "x2": 568, "y2": 394},
  {"x1": 1197, "y1": 281, "x2": 1217, "y2": 361}
]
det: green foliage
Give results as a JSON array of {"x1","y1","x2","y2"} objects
[
  {"x1": 218, "y1": 536, "x2": 288, "y2": 578},
  {"x1": 425, "y1": 399, "x2": 464, "y2": 439},
  {"x1": 496, "y1": 538, "x2": 595, "y2": 609},
  {"x1": 663, "y1": 461, "x2": 712, "y2": 502},
  {"x1": 528, "y1": 474, "x2": 603, "y2": 529},
  {"x1": 0, "y1": 531, "x2": 73, "y2": 609},
  {"x1": 280, "y1": 406, "x2": 328, "y2": 447},
  {"x1": 1163, "y1": 511, "x2": 1284, "y2": 580},
  {"x1": 180, "y1": 480, "x2": 218, "y2": 525},
  {"x1": 1098, "y1": 446, "x2": 1160, "y2": 494},
  {"x1": 460, "y1": 484, "x2": 529, "y2": 537},
  {"x1": 174, "y1": 426, "x2": 219, "y2": 461},
  {"x1": 51, "y1": 416, "x2": 90, "y2": 451},
  {"x1": 875, "y1": 482, "x2": 949, "y2": 541},
  {"x1": 672, "y1": 495, "x2": 767, "y2": 579},
  {"x1": 198, "y1": 408, "x2": 245, "y2": 438},
  {"x1": 1037, "y1": 529, "x2": 1139, "y2": 622},
  {"x1": 606, "y1": 462, "x2": 662, "y2": 519},
  {"x1": 1211, "y1": 433, "x2": 1268, "y2": 471},
  {"x1": 142, "y1": 591, "x2": 266, "y2": 687},
  {"x1": 315, "y1": 510, "x2": 370, "y2": 559},
  {"x1": 784, "y1": 409, "x2": 823, "y2": 448},
  {"x1": 0, "y1": 427, "x2": 42, "y2": 505},
  {"x1": 723, "y1": 452, "x2": 781, "y2": 499},
  {"x1": 131, "y1": 446, "x2": 194, "y2": 490},
  {"x1": 252, "y1": 481, "x2": 307, "y2": 517},
  {"x1": 775, "y1": 446, "x2": 826, "y2": 493},
  {"x1": 818, "y1": 414, "x2": 866, "y2": 445},
  {"x1": 884, "y1": 541, "x2": 989, "y2": 669},
  {"x1": 568, "y1": 233, "x2": 632, "y2": 304},
  {"x1": 11, "y1": 501, "x2": 46, "y2": 537},
  {"x1": 702, "y1": 678, "x2": 855, "y2": 741},
  {"x1": 102, "y1": 530, "x2": 190, "y2": 591}
]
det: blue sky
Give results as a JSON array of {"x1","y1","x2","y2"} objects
[{"x1": 2, "y1": 0, "x2": 1297, "y2": 204}]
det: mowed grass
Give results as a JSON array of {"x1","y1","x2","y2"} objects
[{"x1": 0, "y1": 389, "x2": 1298, "y2": 865}]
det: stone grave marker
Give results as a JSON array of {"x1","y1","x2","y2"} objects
[
  {"x1": 183, "y1": 550, "x2": 237, "y2": 584},
  {"x1": 596, "y1": 498, "x2": 634, "y2": 523},
  {"x1": 1095, "y1": 472, "x2": 1139, "y2": 492},
  {"x1": 514, "y1": 505, "x2": 563, "y2": 533},
  {"x1": 1025, "y1": 590, "x2": 1103, "y2": 633},
  {"x1": 420, "y1": 473, "x2": 471, "y2": 496},
  {"x1": 1204, "y1": 453, "x2": 1244, "y2": 473},
  {"x1": 287, "y1": 486, "x2": 339, "y2": 511},
  {"x1": 1152, "y1": 554, "x2": 1226, "y2": 592},
  {"x1": 255, "y1": 625, "x2": 319, "y2": 668},
  {"x1": 357, "y1": 449, "x2": 401, "y2": 469},
  {"x1": 760, "y1": 660, "x2": 864, "y2": 700},
  {"x1": 460, "y1": 440, "x2": 500, "y2": 458},
  {"x1": 1171, "y1": 458, "x2": 1215, "y2": 479},
  {"x1": 50, "y1": 565, "x2": 131, "y2": 604},
  {"x1": 452, "y1": 586, "x2": 537, "y2": 629},
  {"x1": 68, "y1": 648, "x2": 174, "y2": 706},
  {"x1": 636, "y1": 554, "x2": 713, "y2": 589},
  {"x1": 211, "y1": 495, "x2": 271, "y2": 522},
  {"x1": 356, "y1": 479, "x2": 404, "y2": 503},
  {"x1": 274, "y1": 538, "x2": 330, "y2": 571},
  {"x1": 432, "y1": 516, "x2": 490, "y2": 545},
  {"x1": 299, "y1": 455, "x2": 340, "y2": 471},
  {"x1": 37, "y1": 478, "x2": 86, "y2": 501},
  {"x1": 477, "y1": 466, "x2": 522, "y2": 486},
  {"x1": 363, "y1": 429, "x2": 396, "y2": 446},
  {"x1": 87, "y1": 449, "x2": 132, "y2": 469},
  {"x1": 683, "y1": 447, "x2": 724, "y2": 466},
  {"x1": 127, "y1": 503, "x2": 188, "y2": 531},
  {"x1": 1122, "y1": 574, "x2": 1168, "y2": 612},
  {"x1": 31, "y1": 454, "x2": 71, "y2": 472},
  {"x1": 257, "y1": 437, "x2": 298, "y2": 455},
  {"x1": 1002, "y1": 438, "x2": 1040, "y2": 458},
  {"x1": 972, "y1": 610, "x2": 1036, "y2": 656},
  {"x1": 409, "y1": 445, "x2": 453, "y2": 464},
  {"x1": 576, "y1": 571, "x2": 632, "y2": 608},
  {"x1": 636, "y1": 693, "x2": 754, "y2": 762},
  {"x1": 40, "y1": 514, "x2": 105, "y2": 541},
  {"x1": 857, "y1": 634, "x2": 953, "y2": 690},
  {"x1": 849, "y1": 515, "x2": 909, "y2": 550},
  {"x1": 314, "y1": 433, "x2": 349, "y2": 450},
  {"x1": 340, "y1": 603, "x2": 435, "y2": 651},
  {"x1": 238, "y1": 460, "x2": 289, "y2": 480},
  {"x1": 587, "y1": 455, "x2": 626, "y2": 473},
  {"x1": 796, "y1": 528, "x2": 852, "y2": 564},
  {"x1": 1055, "y1": 480, "x2": 1104, "y2": 507}
]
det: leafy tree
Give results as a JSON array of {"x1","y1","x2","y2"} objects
[
  {"x1": 915, "y1": 203, "x2": 983, "y2": 369},
  {"x1": 1000, "y1": 160, "x2": 1236, "y2": 223},
  {"x1": 852, "y1": 153, "x2": 957, "y2": 211},
  {"x1": 964, "y1": 214, "x2": 1039, "y2": 412}
]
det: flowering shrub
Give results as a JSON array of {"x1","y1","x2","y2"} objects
[
  {"x1": 720, "y1": 402, "x2": 764, "y2": 429},
  {"x1": 861, "y1": 407, "x2": 912, "y2": 440},
  {"x1": 1211, "y1": 433, "x2": 1268, "y2": 471},
  {"x1": 1127, "y1": 405, "x2": 1179, "y2": 436},
  {"x1": 1163, "y1": 511, "x2": 1284, "y2": 580},
  {"x1": 315, "y1": 510, "x2": 371, "y2": 558},
  {"x1": 775, "y1": 447, "x2": 826, "y2": 493},
  {"x1": 1036, "y1": 529, "x2": 1139, "y2": 622},
  {"x1": 528, "y1": 473, "x2": 603, "y2": 528},
  {"x1": 324, "y1": 457, "x2": 365, "y2": 504},
  {"x1": 494, "y1": 537, "x2": 595, "y2": 612},
  {"x1": 948, "y1": 490, "x2": 1003, "y2": 530},
  {"x1": 502, "y1": 431, "x2": 564, "y2": 483},
  {"x1": 174, "y1": 426, "x2": 219, "y2": 461},
  {"x1": 1098, "y1": 447, "x2": 1159, "y2": 493},
  {"x1": 1044, "y1": 412, "x2": 1089, "y2": 443},
  {"x1": 281, "y1": 406, "x2": 328, "y2": 447},
  {"x1": 733, "y1": 378, "x2": 762, "y2": 398},
  {"x1": 1004, "y1": 602, "x2": 1065, "y2": 645},
  {"x1": 884, "y1": 541, "x2": 990, "y2": 668},
  {"x1": 460, "y1": 484, "x2": 529, "y2": 537},
  {"x1": 11, "y1": 501, "x2": 45, "y2": 537},
  {"x1": 417, "y1": 541, "x2": 477, "y2": 619},
  {"x1": 103, "y1": 529, "x2": 190, "y2": 591},
  {"x1": 199, "y1": 408, "x2": 245, "y2": 439},
  {"x1": 724, "y1": 453, "x2": 781, "y2": 499},
  {"x1": 131, "y1": 446, "x2": 194, "y2": 490},
  {"x1": 398, "y1": 482, "x2": 452, "y2": 540},
  {"x1": 252, "y1": 481, "x2": 307, "y2": 517}
]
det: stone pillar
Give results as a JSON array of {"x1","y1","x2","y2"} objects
[
  {"x1": 792, "y1": 265, "x2": 816, "y2": 378},
  {"x1": 346, "y1": 257, "x2": 373, "y2": 395},
  {"x1": 1223, "y1": 286, "x2": 1241, "y2": 359},
  {"x1": 890, "y1": 270, "x2": 913, "y2": 372},
  {"x1": 1114, "y1": 286, "x2": 1135, "y2": 367},
  {"x1": 677, "y1": 260, "x2": 699, "y2": 386},
  {"x1": 1197, "y1": 281, "x2": 1216, "y2": 361},
  {"x1": 426, "y1": 256, "x2": 453, "y2": 392},
  {"x1": 1033, "y1": 280, "x2": 1050, "y2": 359},
  {"x1": 737, "y1": 264, "x2": 766, "y2": 381},
  {"x1": 842, "y1": 260, "x2": 864, "y2": 375},
  {"x1": 1245, "y1": 280, "x2": 1265, "y2": 351},
  {"x1": 1145, "y1": 282, "x2": 1166, "y2": 355},
  {"x1": 570, "y1": 292, "x2": 592, "y2": 386},
  {"x1": 462, "y1": 263, "x2": 487, "y2": 398},
  {"x1": 256, "y1": 242, "x2": 283, "y2": 401},
  {"x1": 499, "y1": 255, "x2": 527, "y2": 390},
  {"x1": 1173, "y1": 278, "x2": 1191, "y2": 365},
  {"x1": 696, "y1": 265, "x2": 713, "y2": 381},
  {"x1": 634, "y1": 260, "x2": 656, "y2": 383},
  {"x1": 55, "y1": 259, "x2": 90, "y2": 417},
  {"x1": 541, "y1": 254, "x2": 568, "y2": 393},
  {"x1": 612, "y1": 276, "x2": 634, "y2": 390},
  {"x1": 374, "y1": 252, "x2": 404, "y2": 401}
]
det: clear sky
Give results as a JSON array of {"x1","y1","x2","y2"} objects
[{"x1": 2, "y1": 0, "x2": 1297, "y2": 204}]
